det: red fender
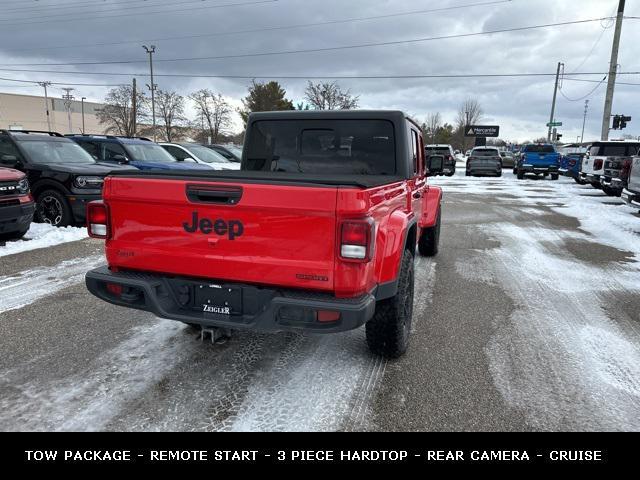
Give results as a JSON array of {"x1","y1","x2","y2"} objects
[
  {"x1": 419, "y1": 185, "x2": 442, "y2": 228},
  {"x1": 376, "y1": 208, "x2": 414, "y2": 285}
]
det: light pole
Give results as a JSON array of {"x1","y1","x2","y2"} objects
[
  {"x1": 142, "y1": 45, "x2": 157, "y2": 141},
  {"x1": 580, "y1": 99, "x2": 589, "y2": 144},
  {"x1": 81, "y1": 97, "x2": 86, "y2": 134},
  {"x1": 61, "y1": 87, "x2": 75, "y2": 134},
  {"x1": 37, "y1": 81, "x2": 52, "y2": 131}
]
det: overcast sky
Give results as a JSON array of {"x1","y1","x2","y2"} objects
[{"x1": 0, "y1": 0, "x2": 638, "y2": 141}]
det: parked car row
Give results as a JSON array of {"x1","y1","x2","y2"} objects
[{"x1": 0, "y1": 129, "x2": 242, "y2": 233}]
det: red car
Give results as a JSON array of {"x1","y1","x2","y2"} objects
[
  {"x1": 85, "y1": 111, "x2": 443, "y2": 358},
  {"x1": 0, "y1": 166, "x2": 34, "y2": 240}
]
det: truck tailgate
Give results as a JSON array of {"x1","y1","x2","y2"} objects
[{"x1": 103, "y1": 176, "x2": 339, "y2": 291}]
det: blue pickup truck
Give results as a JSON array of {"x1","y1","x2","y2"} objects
[
  {"x1": 516, "y1": 144, "x2": 561, "y2": 180},
  {"x1": 559, "y1": 152, "x2": 585, "y2": 184}
]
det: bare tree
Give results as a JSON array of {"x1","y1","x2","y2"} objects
[
  {"x1": 304, "y1": 81, "x2": 360, "y2": 110},
  {"x1": 97, "y1": 84, "x2": 146, "y2": 136},
  {"x1": 155, "y1": 90, "x2": 186, "y2": 142},
  {"x1": 189, "y1": 89, "x2": 233, "y2": 143},
  {"x1": 456, "y1": 98, "x2": 483, "y2": 152},
  {"x1": 425, "y1": 112, "x2": 442, "y2": 144}
]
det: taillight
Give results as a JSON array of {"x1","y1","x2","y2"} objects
[
  {"x1": 87, "y1": 200, "x2": 109, "y2": 239},
  {"x1": 594, "y1": 159, "x2": 604, "y2": 170},
  {"x1": 621, "y1": 158, "x2": 632, "y2": 180},
  {"x1": 340, "y1": 218, "x2": 374, "y2": 262},
  {"x1": 569, "y1": 159, "x2": 577, "y2": 167}
]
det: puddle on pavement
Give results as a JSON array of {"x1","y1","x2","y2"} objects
[{"x1": 562, "y1": 239, "x2": 635, "y2": 265}]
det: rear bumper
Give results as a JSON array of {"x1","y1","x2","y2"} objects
[
  {"x1": 601, "y1": 177, "x2": 626, "y2": 190},
  {"x1": 580, "y1": 172, "x2": 601, "y2": 183},
  {"x1": 467, "y1": 162, "x2": 501, "y2": 175},
  {"x1": 622, "y1": 189, "x2": 640, "y2": 207},
  {"x1": 86, "y1": 266, "x2": 377, "y2": 334},
  {"x1": 520, "y1": 164, "x2": 559, "y2": 174},
  {"x1": 0, "y1": 201, "x2": 35, "y2": 234}
]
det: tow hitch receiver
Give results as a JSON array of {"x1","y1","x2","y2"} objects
[{"x1": 198, "y1": 326, "x2": 232, "y2": 345}]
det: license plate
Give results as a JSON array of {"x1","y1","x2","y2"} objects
[{"x1": 195, "y1": 284, "x2": 242, "y2": 315}]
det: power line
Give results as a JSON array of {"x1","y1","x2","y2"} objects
[
  {"x1": 0, "y1": 17, "x2": 620, "y2": 67},
  {"x1": 0, "y1": 0, "x2": 176, "y2": 15},
  {"x1": 0, "y1": 0, "x2": 278, "y2": 28},
  {"x1": 567, "y1": 12, "x2": 615, "y2": 74},
  {"x1": 7, "y1": 0, "x2": 513, "y2": 53},
  {"x1": 0, "y1": 68, "x2": 638, "y2": 80},
  {"x1": 0, "y1": 75, "x2": 125, "y2": 87},
  {"x1": 560, "y1": 75, "x2": 608, "y2": 101},
  {"x1": 0, "y1": 0, "x2": 251, "y2": 22}
]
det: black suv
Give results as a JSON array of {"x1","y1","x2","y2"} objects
[
  {"x1": 0, "y1": 130, "x2": 134, "y2": 226},
  {"x1": 206, "y1": 144, "x2": 242, "y2": 163}
]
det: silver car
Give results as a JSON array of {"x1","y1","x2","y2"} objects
[
  {"x1": 499, "y1": 151, "x2": 515, "y2": 168},
  {"x1": 466, "y1": 147, "x2": 502, "y2": 177}
]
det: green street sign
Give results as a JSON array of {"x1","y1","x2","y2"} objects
[{"x1": 546, "y1": 122, "x2": 563, "y2": 127}]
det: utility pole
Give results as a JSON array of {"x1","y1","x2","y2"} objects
[
  {"x1": 580, "y1": 99, "x2": 589, "y2": 144},
  {"x1": 131, "y1": 78, "x2": 138, "y2": 136},
  {"x1": 142, "y1": 45, "x2": 157, "y2": 141},
  {"x1": 547, "y1": 62, "x2": 563, "y2": 142},
  {"x1": 601, "y1": 0, "x2": 626, "y2": 141},
  {"x1": 38, "y1": 81, "x2": 52, "y2": 131},
  {"x1": 61, "y1": 87, "x2": 75, "y2": 134},
  {"x1": 81, "y1": 97, "x2": 86, "y2": 134}
]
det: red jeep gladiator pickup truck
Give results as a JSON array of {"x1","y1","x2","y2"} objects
[
  {"x1": 0, "y1": 166, "x2": 34, "y2": 240},
  {"x1": 85, "y1": 111, "x2": 443, "y2": 357}
]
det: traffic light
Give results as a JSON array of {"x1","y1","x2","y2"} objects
[
  {"x1": 613, "y1": 115, "x2": 621, "y2": 129},
  {"x1": 621, "y1": 116, "x2": 632, "y2": 129},
  {"x1": 612, "y1": 115, "x2": 632, "y2": 130}
]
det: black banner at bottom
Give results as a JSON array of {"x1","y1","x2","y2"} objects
[{"x1": 1, "y1": 432, "x2": 635, "y2": 470}]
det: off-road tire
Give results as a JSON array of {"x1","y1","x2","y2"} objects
[
  {"x1": 551, "y1": 174, "x2": 559, "y2": 180},
  {"x1": 366, "y1": 249, "x2": 414, "y2": 358},
  {"x1": 418, "y1": 207, "x2": 440, "y2": 257},
  {"x1": 36, "y1": 189, "x2": 73, "y2": 227}
]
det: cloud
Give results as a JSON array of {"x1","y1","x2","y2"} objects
[{"x1": 0, "y1": 0, "x2": 636, "y2": 141}]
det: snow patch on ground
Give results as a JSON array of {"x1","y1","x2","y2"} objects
[
  {"x1": 0, "y1": 319, "x2": 188, "y2": 431},
  {"x1": 483, "y1": 221, "x2": 640, "y2": 430},
  {"x1": 0, "y1": 223, "x2": 87, "y2": 258},
  {"x1": 0, "y1": 255, "x2": 104, "y2": 313}
]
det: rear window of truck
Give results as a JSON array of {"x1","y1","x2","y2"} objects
[
  {"x1": 589, "y1": 143, "x2": 640, "y2": 157},
  {"x1": 524, "y1": 145, "x2": 555, "y2": 153},
  {"x1": 244, "y1": 120, "x2": 396, "y2": 175}
]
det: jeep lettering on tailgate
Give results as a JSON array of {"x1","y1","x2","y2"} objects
[{"x1": 183, "y1": 212, "x2": 244, "y2": 240}]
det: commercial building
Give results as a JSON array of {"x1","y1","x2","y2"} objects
[{"x1": 0, "y1": 91, "x2": 108, "y2": 134}]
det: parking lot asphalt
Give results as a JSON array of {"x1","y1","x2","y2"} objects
[{"x1": 0, "y1": 172, "x2": 638, "y2": 431}]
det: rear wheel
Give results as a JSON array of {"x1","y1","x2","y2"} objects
[
  {"x1": 573, "y1": 176, "x2": 586, "y2": 185},
  {"x1": 366, "y1": 249, "x2": 414, "y2": 358},
  {"x1": 36, "y1": 189, "x2": 73, "y2": 227},
  {"x1": 418, "y1": 207, "x2": 441, "y2": 257},
  {"x1": 551, "y1": 174, "x2": 559, "y2": 180},
  {"x1": 517, "y1": 169, "x2": 524, "y2": 180}
]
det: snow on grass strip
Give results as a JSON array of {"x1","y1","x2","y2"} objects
[{"x1": 0, "y1": 223, "x2": 88, "y2": 258}]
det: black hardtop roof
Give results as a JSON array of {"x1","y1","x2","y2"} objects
[{"x1": 248, "y1": 109, "x2": 419, "y2": 127}]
